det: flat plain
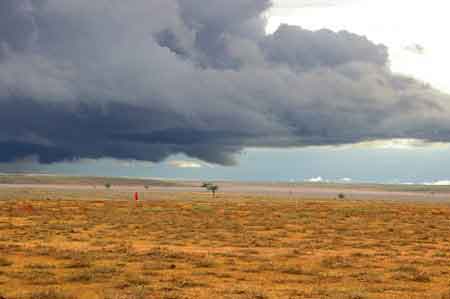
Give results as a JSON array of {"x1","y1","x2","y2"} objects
[{"x1": 1, "y1": 176, "x2": 450, "y2": 299}]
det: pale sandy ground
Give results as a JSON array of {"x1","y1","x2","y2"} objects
[{"x1": 0, "y1": 182, "x2": 449, "y2": 202}]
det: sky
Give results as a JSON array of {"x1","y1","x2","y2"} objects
[{"x1": 1, "y1": 0, "x2": 450, "y2": 183}]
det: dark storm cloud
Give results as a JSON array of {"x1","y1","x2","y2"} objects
[
  {"x1": 1, "y1": 0, "x2": 450, "y2": 166},
  {"x1": 0, "y1": 0, "x2": 37, "y2": 53}
]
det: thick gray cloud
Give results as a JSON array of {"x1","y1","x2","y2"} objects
[
  {"x1": 0, "y1": 0, "x2": 37, "y2": 53},
  {"x1": 261, "y1": 25, "x2": 388, "y2": 69},
  {"x1": 1, "y1": 0, "x2": 450, "y2": 166}
]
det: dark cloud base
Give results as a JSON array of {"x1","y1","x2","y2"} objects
[{"x1": 1, "y1": 0, "x2": 449, "y2": 166}]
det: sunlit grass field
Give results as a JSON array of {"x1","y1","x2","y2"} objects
[{"x1": 1, "y1": 188, "x2": 450, "y2": 299}]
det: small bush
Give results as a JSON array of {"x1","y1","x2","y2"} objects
[
  {"x1": 92, "y1": 266, "x2": 117, "y2": 275},
  {"x1": 412, "y1": 272, "x2": 431, "y2": 283},
  {"x1": 0, "y1": 257, "x2": 12, "y2": 267},
  {"x1": 125, "y1": 274, "x2": 149, "y2": 285},
  {"x1": 279, "y1": 265, "x2": 305, "y2": 275},
  {"x1": 320, "y1": 256, "x2": 352, "y2": 269},
  {"x1": 441, "y1": 290, "x2": 450, "y2": 299},
  {"x1": 346, "y1": 291, "x2": 368, "y2": 299},
  {"x1": 65, "y1": 270, "x2": 95, "y2": 283},
  {"x1": 64, "y1": 259, "x2": 91, "y2": 269},
  {"x1": 192, "y1": 258, "x2": 216, "y2": 268},
  {"x1": 28, "y1": 288, "x2": 74, "y2": 299},
  {"x1": 25, "y1": 263, "x2": 55, "y2": 269}
]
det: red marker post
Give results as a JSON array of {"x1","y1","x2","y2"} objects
[{"x1": 134, "y1": 192, "x2": 139, "y2": 202}]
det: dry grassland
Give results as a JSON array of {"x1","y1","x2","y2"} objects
[{"x1": 1, "y1": 189, "x2": 450, "y2": 299}]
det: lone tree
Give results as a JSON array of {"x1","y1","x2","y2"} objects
[{"x1": 202, "y1": 183, "x2": 219, "y2": 198}]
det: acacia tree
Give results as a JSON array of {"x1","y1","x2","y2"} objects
[
  {"x1": 202, "y1": 183, "x2": 219, "y2": 198},
  {"x1": 202, "y1": 182, "x2": 212, "y2": 188}
]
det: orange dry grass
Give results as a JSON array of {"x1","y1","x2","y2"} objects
[{"x1": 0, "y1": 189, "x2": 450, "y2": 299}]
